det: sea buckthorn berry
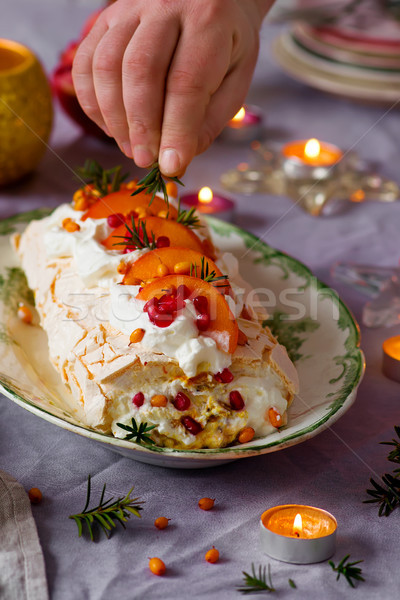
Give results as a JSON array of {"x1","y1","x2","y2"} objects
[
  {"x1": 154, "y1": 517, "x2": 170, "y2": 530},
  {"x1": 132, "y1": 392, "x2": 145, "y2": 407},
  {"x1": 126, "y1": 180, "x2": 137, "y2": 189},
  {"x1": 268, "y1": 407, "x2": 282, "y2": 428},
  {"x1": 198, "y1": 497, "x2": 215, "y2": 511},
  {"x1": 157, "y1": 210, "x2": 168, "y2": 219},
  {"x1": 130, "y1": 328, "x2": 145, "y2": 344},
  {"x1": 157, "y1": 263, "x2": 169, "y2": 277},
  {"x1": 182, "y1": 416, "x2": 203, "y2": 435},
  {"x1": 205, "y1": 547, "x2": 219, "y2": 563},
  {"x1": 214, "y1": 368, "x2": 234, "y2": 384},
  {"x1": 196, "y1": 313, "x2": 210, "y2": 332},
  {"x1": 151, "y1": 394, "x2": 168, "y2": 408},
  {"x1": 107, "y1": 212, "x2": 124, "y2": 228},
  {"x1": 156, "y1": 236, "x2": 170, "y2": 249},
  {"x1": 117, "y1": 262, "x2": 129, "y2": 275},
  {"x1": 176, "y1": 284, "x2": 190, "y2": 299},
  {"x1": 238, "y1": 427, "x2": 255, "y2": 444},
  {"x1": 149, "y1": 557, "x2": 166, "y2": 576},
  {"x1": 229, "y1": 391, "x2": 245, "y2": 411},
  {"x1": 73, "y1": 196, "x2": 89, "y2": 212},
  {"x1": 193, "y1": 295, "x2": 208, "y2": 314},
  {"x1": 136, "y1": 208, "x2": 149, "y2": 219},
  {"x1": 237, "y1": 329, "x2": 248, "y2": 346},
  {"x1": 166, "y1": 181, "x2": 178, "y2": 197},
  {"x1": 174, "y1": 261, "x2": 191, "y2": 274},
  {"x1": 173, "y1": 392, "x2": 191, "y2": 411},
  {"x1": 62, "y1": 218, "x2": 80, "y2": 233},
  {"x1": 17, "y1": 304, "x2": 32, "y2": 324},
  {"x1": 28, "y1": 487, "x2": 42, "y2": 504}
]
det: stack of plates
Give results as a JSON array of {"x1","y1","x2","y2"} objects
[{"x1": 273, "y1": 7, "x2": 400, "y2": 104}]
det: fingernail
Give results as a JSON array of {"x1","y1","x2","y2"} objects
[
  {"x1": 160, "y1": 149, "x2": 180, "y2": 176},
  {"x1": 122, "y1": 142, "x2": 133, "y2": 158},
  {"x1": 133, "y1": 145, "x2": 155, "y2": 168}
]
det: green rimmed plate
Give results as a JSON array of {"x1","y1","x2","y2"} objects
[{"x1": 0, "y1": 210, "x2": 364, "y2": 469}]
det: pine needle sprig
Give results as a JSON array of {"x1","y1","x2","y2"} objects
[
  {"x1": 76, "y1": 159, "x2": 129, "y2": 197},
  {"x1": 329, "y1": 555, "x2": 365, "y2": 588},
  {"x1": 112, "y1": 215, "x2": 157, "y2": 251},
  {"x1": 176, "y1": 199, "x2": 201, "y2": 229},
  {"x1": 237, "y1": 563, "x2": 275, "y2": 594},
  {"x1": 364, "y1": 473, "x2": 400, "y2": 516},
  {"x1": 116, "y1": 418, "x2": 157, "y2": 445},
  {"x1": 190, "y1": 257, "x2": 228, "y2": 288},
  {"x1": 69, "y1": 475, "x2": 143, "y2": 541},
  {"x1": 131, "y1": 162, "x2": 183, "y2": 207},
  {"x1": 380, "y1": 425, "x2": 400, "y2": 467}
]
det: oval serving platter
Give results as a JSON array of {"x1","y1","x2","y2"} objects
[{"x1": 0, "y1": 209, "x2": 364, "y2": 468}]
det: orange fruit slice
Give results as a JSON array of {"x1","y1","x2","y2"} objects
[{"x1": 82, "y1": 189, "x2": 177, "y2": 221}]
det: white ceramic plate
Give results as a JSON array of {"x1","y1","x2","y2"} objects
[{"x1": 0, "y1": 209, "x2": 364, "y2": 468}]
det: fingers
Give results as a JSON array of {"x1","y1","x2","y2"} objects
[
  {"x1": 121, "y1": 17, "x2": 180, "y2": 167},
  {"x1": 159, "y1": 28, "x2": 232, "y2": 176}
]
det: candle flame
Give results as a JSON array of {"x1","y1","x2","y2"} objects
[
  {"x1": 293, "y1": 513, "x2": 303, "y2": 537},
  {"x1": 304, "y1": 138, "x2": 321, "y2": 160},
  {"x1": 232, "y1": 107, "x2": 246, "y2": 123},
  {"x1": 198, "y1": 187, "x2": 213, "y2": 204}
]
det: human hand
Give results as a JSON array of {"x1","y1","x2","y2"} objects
[{"x1": 72, "y1": 0, "x2": 273, "y2": 176}]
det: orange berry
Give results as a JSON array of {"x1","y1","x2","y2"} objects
[
  {"x1": 136, "y1": 208, "x2": 149, "y2": 219},
  {"x1": 174, "y1": 261, "x2": 190, "y2": 274},
  {"x1": 157, "y1": 210, "x2": 169, "y2": 219},
  {"x1": 62, "y1": 218, "x2": 80, "y2": 233},
  {"x1": 198, "y1": 497, "x2": 215, "y2": 511},
  {"x1": 151, "y1": 394, "x2": 168, "y2": 408},
  {"x1": 154, "y1": 517, "x2": 170, "y2": 530},
  {"x1": 117, "y1": 262, "x2": 129, "y2": 275},
  {"x1": 130, "y1": 328, "x2": 145, "y2": 344},
  {"x1": 157, "y1": 263, "x2": 169, "y2": 277},
  {"x1": 126, "y1": 180, "x2": 137, "y2": 189},
  {"x1": 149, "y1": 557, "x2": 166, "y2": 576},
  {"x1": 238, "y1": 426, "x2": 255, "y2": 444},
  {"x1": 28, "y1": 487, "x2": 42, "y2": 504},
  {"x1": 205, "y1": 547, "x2": 219, "y2": 563},
  {"x1": 237, "y1": 329, "x2": 248, "y2": 346},
  {"x1": 268, "y1": 407, "x2": 282, "y2": 428},
  {"x1": 166, "y1": 181, "x2": 178, "y2": 198},
  {"x1": 17, "y1": 304, "x2": 32, "y2": 324}
]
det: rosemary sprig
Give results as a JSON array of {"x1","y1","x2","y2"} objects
[
  {"x1": 176, "y1": 198, "x2": 201, "y2": 229},
  {"x1": 190, "y1": 257, "x2": 228, "y2": 288},
  {"x1": 288, "y1": 579, "x2": 296, "y2": 589},
  {"x1": 237, "y1": 563, "x2": 275, "y2": 594},
  {"x1": 113, "y1": 215, "x2": 156, "y2": 250},
  {"x1": 69, "y1": 475, "x2": 143, "y2": 541},
  {"x1": 364, "y1": 473, "x2": 400, "y2": 516},
  {"x1": 131, "y1": 162, "x2": 183, "y2": 206},
  {"x1": 116, "y1": 417, "x2": 157, "y2": 445},
  {"x1": 380, "y1": 425, "x2": 400, "y2": 468},
  {"x1": 76, "y1": 159, "x2": 129, "y2": 197},
  {"x1": 329, "y1": 555, "x2": 365, "y2": 588}
]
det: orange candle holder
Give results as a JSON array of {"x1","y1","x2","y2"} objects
[
  {"x1": 382, "y1": 336, "x2": 400, "y2": 382},
  {"x1": 281, "y1": 139, "x2": 343, "y2": 180}
]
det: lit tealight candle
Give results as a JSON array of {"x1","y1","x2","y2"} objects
[
  {"x1": 180, "y1": 187, "x2": 235, "y2": 222},
  {"x1": 260, "y1": 505, "x2": 337, "y2": 564},
  {"x1": 382, "y1": 335, "x2": 400, "y2": 382},
  {"x1": 281, "y1": 138, "x2": 343, "y2": 180},
  {"x1": 220, "y1": 105, "x2": 264, "y2": 143}
]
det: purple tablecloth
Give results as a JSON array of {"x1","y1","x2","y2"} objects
[{"x1": 1, "y1": 2, "x2": 400, "y2": 599}]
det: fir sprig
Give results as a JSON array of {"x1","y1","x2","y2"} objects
[
  {"x1": 76, "y1": 159, "x2": 128, "y2": 197},
  {"x1": 329, "y1": 555, "x2": 365, "y2": 588},
  {"x1": 69, "y1": 475, "x2": 143, "y2": 541},
  {"x1": 176, "y1": 199, "x2": 201, "y2": 229},
  {"x1": 116, "y1": 418, "x2": 157, "y2": 445},
  {"x1": 237, "y1": 563, "x2": 275, "y2": 594},
  {"x1": 364, "y1": 473, "x2": 400, "y2": 516},
  {"x1": 131, "y1": 162, "x2": 183, "y2": 206},
  {"x1": 113, "y1": 215, "x2": 157, "y2": 251},
  {"x1": 190, "y1": 257, "x2": 228, "y2": 288}
]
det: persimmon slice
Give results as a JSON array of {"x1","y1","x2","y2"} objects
[
  {"x1": 82, "y1": 189, "x2": 177, "y2": 221},
  {"x1": 137, "y1": 274, "x2": 238, "y2": 354},
  {"x1": 122, "y1": 247, "x2": 228, "y2": 291},
  {"x1": 102, "y1": 217, "x2": 205, "y2": 253}
]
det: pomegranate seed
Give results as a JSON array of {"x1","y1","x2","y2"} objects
[
  {"x1": 151, "y1": 312, "x2": 175, "y2": 328},
  {"x1": 128, "y1": 210, "x2": 138, "y2": 219},
  {"x1": 156, "y1": 236, "x2": 170, "y2": 248},
  {"x1": 176, "y1": 284, "x2": 191, "y2": 299},
  {"x1": 196, "y1": 313, "x2": 210, "y2": 331},
  {"x1": 181, "y1": 416, "x2": 203, "y2": 435},
  {"x1": 107, "y1": 213, "x2": 124, "y2": 228},
  {"x1": 144, "y1": 297, "x2": 158, "y2": 312},
  {"x1": 229, "y1": 390, "x2": 245, "y2": 411},
  {"x1": 147, "y1": 304, "x2": 160, "y2": 321},
  {"x1": 173, "y1": 392, "x2": 190, "y2": 411},
  {"x1": 133, "y1": 392, "x2": 145, "y2": 407},
  {"x1": 157, "y1": 294, "x2": 177, "y2": 314},
  {"x1": 214, "y1": 368, "x2": 234, "y2": 383},
  {"x1": 193, "y1": 295, "x2": 208, "y2": 314}
]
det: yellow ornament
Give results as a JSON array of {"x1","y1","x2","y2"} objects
[{"x1": 0, "y1": 39, "x2": 53, "y2": 186}]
